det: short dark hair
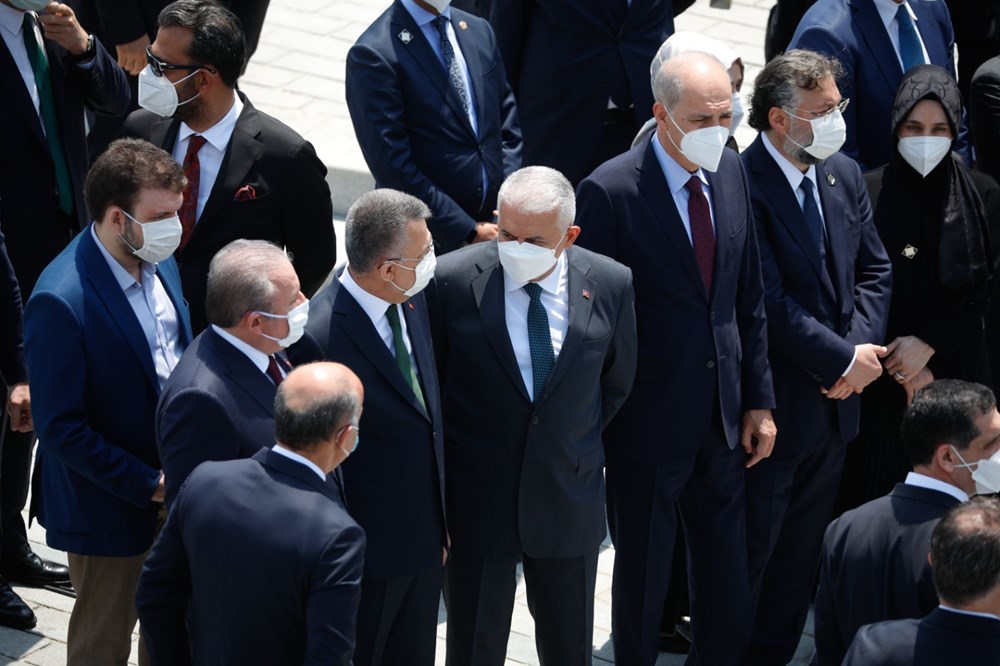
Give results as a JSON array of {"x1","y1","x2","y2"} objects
[
  {"x1": 274, "y1": 371, "x2": 360, "y2": 452},
  {"x1": 901, "y1": 380, "x2": 996, "y2": 466},
  {"x1": 159, "y1": 0, "x2": 246, "y2": 87},
  {"x1": 345, "y1": 189, "x2": 431, "y2": 273},
  {"x1": 85, "y1": 138, "x2": 187, "y2": 223},
  {"x1": 931, "y1": 497, "x2": 1000, "y2": 606},
  {"x1": 747, "y1": 49, "x2": 845, "y2": 132}
]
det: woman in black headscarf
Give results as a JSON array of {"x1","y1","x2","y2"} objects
[{"x1": 837, "y1": 65, "x2": 1000, "y2": 512}]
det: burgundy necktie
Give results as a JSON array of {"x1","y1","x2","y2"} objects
[
  {"x1": 266, "y1": 355, "x2": 284, "y2": 386},
  {"x1": 178, "y1": 135, "x2": 207, "y2": 252},
  {"x1": 685, "y1": 175, "x2": 716, "y2": 297}
]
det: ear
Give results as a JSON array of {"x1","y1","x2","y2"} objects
[
  {"x1": 653, "y1": 101, "x2": 668, "y2": 125},
  {"x1": 243, "y1": 310, "x2": 265, "y2": 332},
  {"x1": 377, "y1": 261, "x2": 396, "y2": 284},
  {"x1": 935, "y1": 442, "x2": 959, "y2": 472},
  {"x1": 564, "y1": 225, "x2": 581, "y2": 248},
  {"x1": 768, "y1": 106, "x2": 788, "y2": 135}
]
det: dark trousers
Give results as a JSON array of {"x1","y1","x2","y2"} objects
[
  {"x1": 0, "y1": 392, "x2": 32, "y2": 565},
  {"x1": 445, "y1": 549, "x2": 599, "y2": 666},
  {"x1": 354, "y1": 562, "x2": 443, "y2": 666},
  {"x1": 607, "y1": 427, "x2": 751, "y2": 666},
  {"x1": 745, "y1": 419, "x2": 847, "y2": 665}
]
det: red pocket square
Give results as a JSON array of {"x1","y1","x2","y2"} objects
[{"x1": 234, "y1": 185, "x2": 257, "y2": 201}]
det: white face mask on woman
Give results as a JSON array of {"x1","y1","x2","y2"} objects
[{"x1": 897, "y1": 136, "x2": 952, "y2": 177}]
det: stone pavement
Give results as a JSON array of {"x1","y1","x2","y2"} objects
[{"x1": 0, "y1": 1, "x2": 821, "y2": 664}]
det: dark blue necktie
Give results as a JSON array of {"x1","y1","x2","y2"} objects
[
  {"x1": 799, "y1": 178, "x2": 828, "y2": 262},
  {"x1": 896, "y1": 5, "x2": 925, "y2": 73},
  {"x1": 432, "y1": 15, "x2": 470, "y2": 113},
  {"x1": 524, "y1": 282, "x2": 554, "y2": 402}
]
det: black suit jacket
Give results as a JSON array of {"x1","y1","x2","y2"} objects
[
  {"x1": 812, "y1": 483, "x2": 962, "y2": 666},
  {"x1": 741, "y1": 136, "x2": 891, "y2": 448},
  {"x1": 289, "y1": 276, "x2": 446, "y2": 579},
  {"x1": 427, "y1": 243, "x2": 637, "y2": 560},
  {"x1": 843, "y1": 607, "x2": 1000, "y2": 665},
  {"x1": 575, "y1": 143, "x2": 775, "y2": 462},
  {"x1": 0, "y1": 223, "x2": 26, "y2": 387},
  {"x1": 122, "y1": 93, "x2": 336, "y2": 332},
  {"x1": 346, "y1": 1, "x2": 522, "y2": 252},
  {"x1": 0, "y1": 12, "x2": 129, "y2": 296},
  {"x1": 136, "y1": 449, "x2": 366, "y2": 666},
  {"x1": 155, "y1": 326, "x2": 287, "y2": 507},
  {"x1": 491, "y1": 0, "x2": 673, "y2": 185},
  {"x1": 971, "y1": 56, "x2": 1000, "y2": 186}
]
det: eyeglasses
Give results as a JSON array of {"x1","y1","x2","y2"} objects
[
  {"x1": 385, "y1": 247, "x2": 435, "y2": 265},
  {"x1": 145, "y1": 46, "x2": 216, "y2": 77},
  {"x1": 784, "y1": 98, "x2": 850, "y2": 118}
]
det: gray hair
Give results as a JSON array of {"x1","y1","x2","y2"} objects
[
  {"x1": 652, "y1": 50, "x2": 728, "y2": 112},
  {"x1": 747, "y1": 49, "x2": 845, "y2": 132},
  {"x1": 648, "y1": 31, "x2": 737, "y2": 94},
  {"x1": 345, "y1": 189, "x2": 431, "y2": 273},
  {"x1": 497, "y1": 166, "x2": 575, "y2": 231},
  {"x1": 205, "y1": 239, "x2": 292, "y2": 327}
]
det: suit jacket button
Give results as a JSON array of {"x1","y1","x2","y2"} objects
[
  {"x1": 706, "y1": 360, "x2": 716, "y2": 369},
  {"x1": 531, "y1": 415, "x2": 539, "y2": 425}
]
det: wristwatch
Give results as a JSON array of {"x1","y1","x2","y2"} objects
[{"x1": 73, "y1": 34, "x2": 95, "y2": 63}]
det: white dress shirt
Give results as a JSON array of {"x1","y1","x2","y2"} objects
[
  {"x1": 173, "y1": 93, "x2": 243, "y2": 222},
  {"x1": 873, "y1": 0, "x2": 931, "y2": 72},
  {"x1": 503, "y1": 251, "x2": 570, "y2": 401},
  {"x1": 339, "y1": 267, "x2": 419, "y2": 370},
  {"x1": 91, "y1": 226, "x2": 183, "y2": 389},
  {"x1": 211, "y1": 324, "x2": 272, "y2": 375},
  {"x1": 904, "y1": 471, "x2": 970, "y2": 503},
  {"x1": 938, "y1": 605, "x2": 1000, "y2": 622},
  {"x1": 650, "y1": 134, "x2": 717, "y2": 243},
  {"x1": 271, "y1": 444, "x2": 327, "y2": 481}
]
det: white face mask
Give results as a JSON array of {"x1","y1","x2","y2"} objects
[
  {"x1": 953, "y1": 445, "x2": 1000, "y2": 495},
  {"x1": 897, "y1": 136, "x2": 952, "y2": 177},
  {"x1": 10, "y1": 0, "x2": 50, "y2": 11},
  {"x1": 665, "y1": 109, "x2": 729, "y2": 172},
  {"x1": 138, "y1": 65, "x2": 201, "y2": 118},
  {"x1": 730, "y1": 93, "x2": 745, "y2": 137},
  {"x1": 497, "y1": 232, "x2": 566, "y2": 284},
  {"x1": 119, "y1": 210, "x2": 182, "y2": 264},
  {"x1": 389, "y1": 250, "x2": 436, "y2": 298},
  {"x1": 255, "y1": 300, "x2": 310, "y2": 348},
  {"x1": 424, "y1": 0, "x2": 451, "y2": 11},
  {"x1": 785, "y1": 108, "x2": 847, "y2": 161}
]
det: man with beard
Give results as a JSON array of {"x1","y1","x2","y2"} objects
[{"x1": 122, "y1": 0, "x2": 335, "y2": 333}]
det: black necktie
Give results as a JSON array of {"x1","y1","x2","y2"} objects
[
  {"x1": 799, "y1": 178, "x2": 828, "y2": 262},
  {"x1": 524, "y1": 282, "x2": 555, "y2": 402}
]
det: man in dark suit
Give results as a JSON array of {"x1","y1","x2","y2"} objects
[
  {"x1": 0, "y1": 0, "x2": 129, "y2": 594},
  {"x1": 739, "y1": 50, "x2": 893, "y2": 665},
  {"x1": 346, "y1": 0, "x2": 522, "y2": 254},
  {"x1": 491, "y1": 0, "x2": 674, "y2": 186},
  {"x1": 788, "y1": 0, "x2": 966, "y2": 170},
  {"x1": 843, "y1": 496, "x2": 1000, "y2": 665},
  {"x1": 575, "y1": 52, "x2": 776, "y2": 666},
  {"x1": 289, "y1": 189, "x2": 446, "y2": 666},
  {"x1": 156, "y1": 239, "x2": 306, "y2": 507},
  {"x1": 138, "y1": 362, "x2": 366, "y2": 666},
  {"x1": 428, "y1": 166, "x2": 637, "y2": 665},
  {"x1": 123, "y1": 0, "x2": 335, "y2": 333},
  {"x1": 24, "y1": 139, "x2": 193, "y2": 665},
  {"x1": 813, "y1": 380, "x2": 1000, "y2": 665}
]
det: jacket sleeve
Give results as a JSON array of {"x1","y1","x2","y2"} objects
[
  {"x1": 601, "y1": 269, "x2": 637, "y2": 426},
  {"x1": 72, "y1": 39, "x2": 131, "y2": 117},
  {"x1": 282, "y1": 140, "x2": 336, "y2": 297},
  {"x1": 845, "y1": 164, "x2": 893, "y2": 346},
  {"x1": 303, "y1": 523, "x2": 366, "y2": 666},
  {"x1": 0, "y1": 228, "x2": 26, "y2": 386}
]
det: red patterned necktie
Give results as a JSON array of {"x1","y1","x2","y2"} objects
[
  {"x1": 178, "y1": 135, "x2": 207, "y2": 252},
  {"x1": 685, "y1": 175, "x2": 716, "y2": 297},
  {"x1": 266, "y1": 355, "x2": 284, "y2": 386}
]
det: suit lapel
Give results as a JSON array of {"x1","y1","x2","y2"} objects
[
  {"x1": 472, "y1": 261, "x2": 531, "y2": 402},
  {"x1": 537, "y1": 249, "x2": 594, "y2": 403},
  {"x1": 704, "y1": 165, "x2": 736, "y2": 305},
  {"x1": 0, "y1": 26, "x2": 46, "y2": 148},
  {"x1": 814, "y1": 161, "x2": 846, "y2": 306},
  {"x1": 156, "y1": 261, "x2": 193, "y2": 346},
  {"x1": 910, "y1": 1, "x2": 947, "y2": 65},
  {"x1": 148, "y1": 115, "x2": 180, "y2": 151},
  {"x1": 204, "y1": 328, "x2": 277, "y2": 416},
  {"x1": 851, "y1": 0, "x2": 903, "y2": 94}
]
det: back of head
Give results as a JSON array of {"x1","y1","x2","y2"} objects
[
  {"x1": 648, "y1": 31, "x2": 737, "y2": 93},
  {"x1": 747, "y1": 49, "x2": 844, "y2": 132},
  {"x1": 497, "y1": 166, "x2": 575, "y2": 231},
  {"x1": 85, "y1": 138, "x2": 187, "y2": 222},
  {"x1": 345, "y1": 189, "x2": 430, "y2": 274},
  {"x1": 931, "y1": 496, "x2": 1000, "y2": 607},
  {"x1": 652, "y1": 50, "x2": 729, "y2": 112},
  {"x1": 901, "y1": 379, "x2": 996, "y2": 467},
  {"x1": 158, "y1": 0, "x2": 246, "y2": 88},
  {"x1": 274, "y1": 363, "x2": 362, "y2": 454},
  {"x1": 205, "y1": 239, "x2": 292, "y2": 328}
]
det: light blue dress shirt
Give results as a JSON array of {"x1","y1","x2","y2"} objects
[{"x1": 650, "y1": 134, "x2": 717, "y2": 244}]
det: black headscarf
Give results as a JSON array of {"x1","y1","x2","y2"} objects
[{"x1": 890, "y1": 65, "x2": 992, "y2": 292}]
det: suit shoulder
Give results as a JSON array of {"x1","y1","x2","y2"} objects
[
  {"x1": 571, "y1": 246, "x2": 631, "y2": 284},
  {"x1": 584, "y1": 143, "x2": 645, "y2": 186},
  {"x1": 826, "y1": 151, "x2": 864, "y2": 179},
  {"x1": 121, "y1": 109, "x2": 161, "y2": 139},
  {"x1": 435, "y1": 243, "x2": 493, "y2": 279},
  {"x1": 244, "y1": 104, "x2": 314, "y2": 157},
  {"x1": 968, "y1": 166, "x2": 1000, "y2": 195},
  {"x1": 352, "y1": 5, "x2": 398, "y2": 48}
]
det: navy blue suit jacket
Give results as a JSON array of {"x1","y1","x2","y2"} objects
[
  {"x1": 843, "y1": 607, "x2": 1000, "y2": 665},
  {"x1": 346, "y1": 1, "x2": 522, "y2": 252},
  {"x1": 575, "y1": 142, "x2": 775, "y2": 462},
  {"x1": 491, "y1": 0, "x2": 674, "y2": 185},
  {"x1": 136, "y1": 449, "x2": 365, "y2": 666},
  {"x1": 0, "y1": 223, "x2": 26, "y2": 387},
  {"x1": 741, "y1": 136, "x2": 891, "y2": 447},
  {"x1": 427, "y1": 244, "x2": 637, "y2": 560},
  {"x1": 156, "y1": 326, "x2": 288, "y2": 507},
  {"x1": 789, "y1": 0, "x2": 966, "y2": 171},
  {"x1": 24, "y1": 227, "x2": 192, "y2": 556},
  {"x1": 289, "y1": 275, "x2": 446, "y2": 578},
  {"x1": 812, "y1": 483, "x2": 961, "y2": 666}
]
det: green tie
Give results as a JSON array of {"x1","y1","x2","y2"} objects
[
  {"x1": 385, "y1": 304, "x2": 425, "y2": 409},
  {"x1": 22, "y1": 13, "x2": 73, "y2": 216}
]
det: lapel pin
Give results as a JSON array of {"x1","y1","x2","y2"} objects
[
  {"x1": 902, "y1": 244, "x2": 918, "y2": 259},
  {"x1": 582, "y1": 289, "x2": 591, "y2": 300},
  {"x1": 458, "y1": 20, "x2": 468, "y2": 30},
  {"x1": 826, "y1": 172, "x2": 836, "y2": 186},
  {"x1": 408, "y1": 302, "x2": 415, "y2": 310},
  {"x1": 398, "y1": 29, "x2": 413, "y2": 44}
]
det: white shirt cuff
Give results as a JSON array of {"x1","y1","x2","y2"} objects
[{"x1": 841, "y1": 348, "x2": 858, "y2": 377}]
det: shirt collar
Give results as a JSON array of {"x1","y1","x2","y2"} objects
[
  {"x1": 905, "y1": 471, "x2": 970, "y2": 503},
  {"x1": 177, "y1": 92, "x2": 243, "y2": 153},
  {"x1": 939, "y1": 605, "x2": 1000, "y2": 622},
  {"x1": 339, "y1": 265, "x2": 398, "y2": 327},
  {"x1": 760, "y1": 131, "x2": 819, "y2": 196},
  {"x1": 211, "y1": 324, "x2": 270, "y2": 374},
  {"x1": 90, "y1": 224, "x2": 152, "y2": 291},
  {"x1": 400, "y1": 0, "x2": 451, "y2": 28},
  {"x1": 650, "y1": 133, "x2": 709, "y2": 197},
  {"x1": 503, "y1": 247, "x2": 567, "y2": 296},
  {"x1": 0, "y1": 4, "x2": 25, "y2": 37},
  {"x1": 874, "y1": 0, "x2": 918, "y2": 30},
  {"x1": 270, "y1": 444, "x2": 327, "y2": 481}
]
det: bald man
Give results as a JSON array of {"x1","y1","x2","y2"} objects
[{"x1": 137, "y1": 363, "x2": 366, "y2": 665}]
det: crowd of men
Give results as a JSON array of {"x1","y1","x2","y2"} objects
[{"x1": 4, "y1": 0, "x2": 1000, "y2": 664}]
